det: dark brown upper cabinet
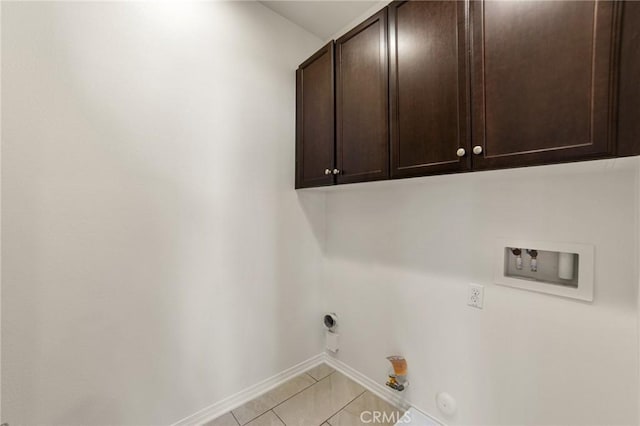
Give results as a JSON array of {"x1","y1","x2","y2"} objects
[
  {"x1": 295, "y1": 42, "x2": 335, "y2": 189},
  {"x1": 335, "y1": 9, "x2": 389, "y2": 184},
  {"x1": 294, "y1": 1, "x2": 638, "y2": 190},
  {"x1": 617, "y1": 0, "x2": 640, "y2": 157},
  {"x1": 389, "y1": 1, "x2": 470, "y2": 178},
  {"x1": 470, "y1": 1, "x2": 620, "y2": 170}
]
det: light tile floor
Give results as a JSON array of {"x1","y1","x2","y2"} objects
[{"x1": 204, "y1": 364, "x2": 403, "y2": 426}]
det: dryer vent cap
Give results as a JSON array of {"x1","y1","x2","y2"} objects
[{"x1": 323, "y1": 313, "x2": 337, "y2": 330}]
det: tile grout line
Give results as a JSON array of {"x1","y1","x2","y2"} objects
[
  {"x1": 305, "y1": 372, "x2": 319, "y2": 382},
  {"x1": 230, "y1": 410, "x2": 241, "y2": 426},
  {"x1": 268, "y1": 369, "x2": 364, "y2": 426},
  {"x1": 319, "y1": 388, "x2": 367, "y2": 426},
  {"x1": 237, "y1": 371, "x2": 333, "y2": 425},
  {"x1": 275, "y1": 369, "x2": 364, "y2": 426},
  {"x1": 271, "y1": 370, "x2": 337, "y2": 413},
  {"x1": 270, "y1": 409, "x2": 287, "y2": 426},
  {"x1": 268, "y1": 371, "x2": 339, "y2": 425}
]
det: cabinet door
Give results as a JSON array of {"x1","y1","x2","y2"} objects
[
  {"x1": 295, "y1": 42, "x2": 335, "y2": 189},
  {"x1": 617, "y1": 1, "x2": 640, "y2": 157},
  {"x1": 389, "y1": 1, "x2": 470, "y2": 178},
  {"x1": 336, "y1": 9, "x2": 389, "y2": 184},
  {"x1": 471, "y1": 1, "x2": 619, "y2": 170}
]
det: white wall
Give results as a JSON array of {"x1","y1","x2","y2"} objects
[
  {"x1": 323, "y1": 160, "x2": 639, "y2": 426},
  {"x1": 636, "y1": 158, "x2": 640, "y2": 424},
  {"x1": 321, "y1": 2, "x2": 640, "y2": 423},
  {"x1": 1, "y1": 2, "x2": 325, "y2": 424},
  {"x1": 4, "y1": 2, "x2": 639, "y2": 425},
  {"x1": 322, "y1": 0, "x2": 389, "y2": 44}
]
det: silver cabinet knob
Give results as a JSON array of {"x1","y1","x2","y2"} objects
[
  {"x1": 473, "y1": 145, "x2": 483, "y2": 155},
  {"x1": 324, "y1": 169, "x2": 332, "y2": 175},
  {"x1": 456, "y1": 148, "x2": 466, "y2": 157},
  {"x1": 332, "y1": 169, "x2": 340, "y2": 175}
]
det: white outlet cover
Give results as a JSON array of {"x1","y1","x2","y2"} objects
[{"x1": 467, "y1": 283, "x2": 484, "y2": 309}]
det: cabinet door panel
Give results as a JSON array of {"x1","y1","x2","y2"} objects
[
  {"x1": 336, "y1": 9, "x2": 389, "y2": 184},
  {"x1": 617, "y1": 1, "x2": 640, "y2": 156},
  {"x1": 471, "y1": 1, "x2": 619, "y2": 169},
  {"x1": 390, "y1": 0, "x2": 470, "y2": 178},
  {"x1": 295, "y1": 42, "x2": 335, "y2": 189}
]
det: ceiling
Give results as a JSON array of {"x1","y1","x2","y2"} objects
[{"x1": 260, "y1": 1, "x2": 380, "y2": 40}]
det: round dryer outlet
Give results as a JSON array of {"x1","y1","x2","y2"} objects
[{"x1": 323, "y1": 313, "x2": 337, "y2": 331}]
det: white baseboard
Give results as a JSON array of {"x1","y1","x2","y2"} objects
[
  {"x1": 323, "y1": 353, "x2": 444, "y2": 426},
  {"x1": 322, "y1": 353, "x2": 411, "y2": 412},
  {"x1": 171, "y1": 353, "x2": 325, "y2": 426},
  {"x1": 172, "y1": 352, "x2": 443, "y2": 426}
]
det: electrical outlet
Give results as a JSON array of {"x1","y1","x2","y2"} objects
[{"x1": 468, "y1": 283, "x2": 484, "y2": 309}]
